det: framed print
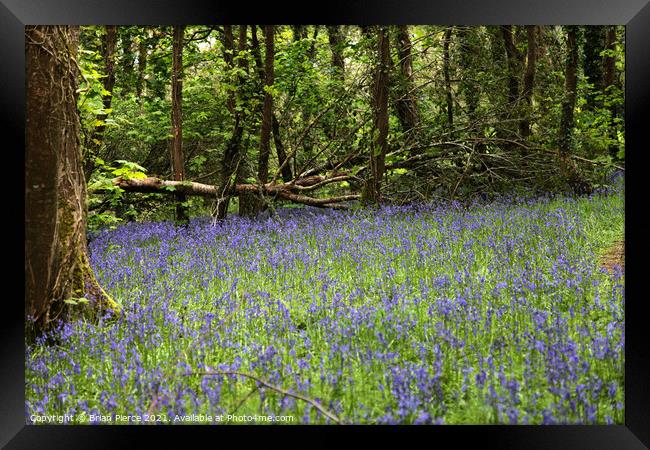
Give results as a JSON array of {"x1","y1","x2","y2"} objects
[{"x1": 4, "y1": 0, "x2": 649, "y2": 447}]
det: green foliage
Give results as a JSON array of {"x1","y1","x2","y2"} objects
[
  {"x1": 87, "y1": 159, "x2": 150, "y2": 232},
  {"x1": 76, "y1": 25, "x2": 624, "y2": 221}
]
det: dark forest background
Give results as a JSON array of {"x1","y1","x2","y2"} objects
[{"x1": 73, "y1": 25, "x2": 624, "y2": 228}]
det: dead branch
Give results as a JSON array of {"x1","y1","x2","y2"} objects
[
  {"x1": 107, "y1": 176, "x2": 359, "y2": 209},
  {"x1": 185, "y1": 370, "x2": 343, "y2": 424}
]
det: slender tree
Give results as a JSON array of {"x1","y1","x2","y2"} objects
[
  {"x1": 257, "y1": 25, "x2": 275, "y2": 188},
  {"x1": 171, "y1": 25, "x2": 188, "y2": 222},
  {"x1": 558, "y1": 26, "x2": 585, "y2": 192},
  {"x1": 136, "y1": 29, "x2": 148, "y2": 98},
  {"x1": 327, "y1": 25, "x2": 345, "y2": 80},
  {"x1": 394, "y1": 25, "x2": 420, "y2": 138},
  {"x1": 215, "y1": 25, "x2": 240, "y2": 219},
  {"x1": 603, "y1": 26, "x2": 620, "y2": 160},
  {"x1": 520, "y1": 25, "x2": 537, "y2": 139},
  {"x1": 501, "y1": 26, "x2": 521, "y2": 111},
  {"x1": 292, "y1": 25, "x2": 307, "y2": 41},
  {"x1": 458, "y1": 27, "x2": 480, "y2": 127},
  {"x1": 603, "y1": 26, "x2": 616, "y2": 89},
  {"x1": 443, "y1": 27, "x2": 454, "y2": 130},
  {"x1": 365, "y1": 26, "x2": 390, "y2": 203},
  {"x1": 234, "y1": 25, "x2": 258, "y2": 217},
  {"x1": 26, "y1": 25, "x2": 120, "y2": 339},
  {"x1": 250, "y1": 25, "x2": 292, "y2": 183},
  {"x1": 119, "y1": 27, "x2": 135, "y2": 96},
  {"x1": 582, "y1": 26, "x2": 605, "y2": 110}
]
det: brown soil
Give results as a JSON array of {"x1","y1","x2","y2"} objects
[{"x1": 599, "y1": 240, "x2": 625, "y2": 274}]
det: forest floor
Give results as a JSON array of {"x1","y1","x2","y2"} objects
[
  {"x1": 599, "y1": 240, "x2": 625, "y2": 274},
  {"x1": 26, "y1": 182, "x2": 625, "y2": 425}
]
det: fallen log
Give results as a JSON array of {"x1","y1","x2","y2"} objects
[{"x1": 109, "y1": 176, "x2": 359, "y2": 208}]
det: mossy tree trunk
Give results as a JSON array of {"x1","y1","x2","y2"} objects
[
  {"x1": 519, "y1": 25, "x2": 537, "y2": 139},
  {"x1": 443, "y1": 27, "x2": 454, "y2": 130},
  {"x1": 394, "y1": 25, "x2": 420, "y2": 138},
  {"x1": 558, "y1": 26, "x2": 588, "y2": 193},
  {"x1": 26, "y1": 26, "x2": 120, "y2": 341},
  {"x1": 364, "y1": 26, "x2": 389, "y2": 204},
  {"x1": 171, "y1": 25, "x2": 189, "y2": 223},
  {"x1": 255, "y1": 25, "x2": 275, "y2": 211},
  {"x1": 603, "y1": 26, "x2": 620, "y2": 161}
]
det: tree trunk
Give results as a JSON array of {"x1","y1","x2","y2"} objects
[
  {"x1": 308, "y1": 26, "x2": 319, "y2": 61},
  {"x1": 457, "y1": 27, "x2": 480, "y2": 127},
  {"x1": 234, "y1": 25, "x2": 258, "y2": 217},
  {"x1": 119, "y1": 27, "x2": 135, "y2": 96},
  {"x1": 26, "y1": 25, "x2": 120, "y2": 340},
  {"x1": 443, "y1": 28, "x2": 454, "y2": 130},
  {"x1": 558, "y1": 26, "x2": 585, "y2": 191},
  {"x1": 257, "y1": 25, "x2": 274, "y2": 187},
  {"x1": 365, "y1": 26, "x2": 389, "y2": 203},
  {"x1": 603, "y1": 26, "x2": 619, "y2": 160},
  {"x1": 582, "y1": 26, "x2": 605, "y2": 110},
  {"x1": 136, "y1": 29, "x2": 148, "y2": 98},
  {"x1": 519, "y1": 25, "x2": 537, "y2": 139},
  {"x1": 501, "y1": 26, "x2": 521, "y2": 110},
  {"x1": 171, "y1": 25, "x2": 188, "y2": 223},
  {"x1": 113, "y1": 176, "x2": 360, "y2": 208},
  {"x1": 292, "y1": 25, "x2": 307, "y2": 42},
  {"x1": 603, "y1": 26, "x2": 616, "y2": 90},
  {"x1": 215, "y1": 25, "x2": 239, "y2": 219},
  {"x1": 272, "y1": 115, "x2": 292, "y2": 182},
  {"x1": 327, "y1": 25, "x2": 345, "y2": 80},
  {"x1": 394, "y1": 25, "x2": 420, "y2": 138},
  {"x1": 250, "y1": 25, "x2": 292, "y2": 184},
  {"x1": 83, "y1": 25, "x2": 117, "y2": 181}
]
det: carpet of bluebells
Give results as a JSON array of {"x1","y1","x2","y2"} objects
[{"x1": 26, "y1": 183, "x2": 625, "y2": 425}]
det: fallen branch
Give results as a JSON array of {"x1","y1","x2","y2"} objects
[
  {"x1": 185, "y1": 370, "x2": 343, "y2": 424},
  {"x1": 107, "y1": 176, "x2": 358, "y2": 209}
]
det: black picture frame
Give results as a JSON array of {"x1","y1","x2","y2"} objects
[{"x1": 4, "y1": 0, "x2": 649, "y2": 447}]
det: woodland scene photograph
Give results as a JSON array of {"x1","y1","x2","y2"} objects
[{"x1": 25, "y1": 24, "x2": 625, "y2": 425}]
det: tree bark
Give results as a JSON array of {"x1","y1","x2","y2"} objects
[
  {"x1": 171, "y1": 25, "x2": 188, "y2": 223},
  {"x1": 519, "y1": 25, "x2": 537, "y2": 139},
  {"x1": 365, "y1": 26, "x2": 390, "y2": 203},
  {"x1": 250, "y1": 25, "x2": 292, "y2": 184},
  {"x1": 458, "y1": 27, "x2": 479, "y2": 127},
  {"x1": 119, "y1": 27, "x2": 135, "y2": 96},
  {"x1": 582, "y1": 26, "x2": 605, "y2": 110},
  {"x1": 603, "y1": 26, "x2": 619, "y2": 160},
  {"x1": 215, "y1": 25, "x2": 239, "y2": 219},
  {"x1": 292, "y1": 25, "x2": 307, "y2": 41},
  {"x1": 443, "y1": 28, "x2": 454, "y2": 130},
  {"x1": 559, "y1": 26, "x2": 578, "y2": 158},
  {"x1": 394, "y1": 25, "x2": 420, "y2": 138},
  {"x1": 136, "y1": 29, "x2": 148, "y2": 98},
  {"x1": 501, "y1": 26, "x2": 521, "y2": 109},
  {"x1": 26, "y1": 25, "x2": 120, "y2": 339},
  {"x1": 603, "y1": 26, "x2": 616, "y2": 90},
  {"x1": 558, "y1": 26, "x2": 585, "y2": 192},
  {"x1": 272, "y1": 115, "x2": 292, "y2": 182},
  {"x1": 308, "y1": 26, "x2": 319, "y2": 61},
  {"x1": 113, "y1": 176, "x2": 359, "y2": 208},
  {"x1": 257, "y1": 25, "x2": 275, "y2": 189},
  {"x1": 327, "y1": 25, "x2": 345, "y2": 80},
  {"x1": 234, "y1": 25, "x2": 258, "y2": 217}
]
